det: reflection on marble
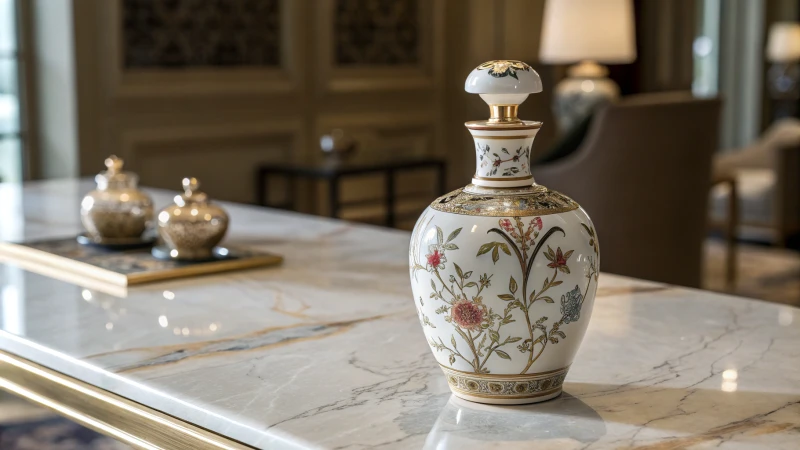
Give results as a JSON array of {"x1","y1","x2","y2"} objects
[
  {"x1": 425, "y1": 395, "x2": 606, "y2": 448},
  {"x1": 0, "y1": 179, "x2": 799, "y2": 449}
]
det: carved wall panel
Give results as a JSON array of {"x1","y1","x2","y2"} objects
[
  {"x1": 334, "y1": 0, "x2": 419, "y2": 66},
  {"x1": 122, "y1": 0, "x2": 281, "y2": 68}
]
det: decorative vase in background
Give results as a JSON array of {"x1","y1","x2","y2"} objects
[
  {"x1": 539, "y1": 0, "x2": 637, "y2": 133},
  {"x1": 409, "y1": 60, "x2": 600, "y2": 404},
  {"x1": 765, "y1": 22, "x2": 800, "y2": 121}
]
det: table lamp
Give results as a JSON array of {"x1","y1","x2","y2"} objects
[
  {"x1": 765, "y1": 22, "x2": 800, "y2": 120},
  {"x1": 539, "y1": 0, "x2": 637, "y2": 132}
]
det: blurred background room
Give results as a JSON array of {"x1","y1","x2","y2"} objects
[
  {"x1": 2, "y1": 0, "x2": 800, "y2": 302},
  {"x1": 0, "y1": 0, "x2": 799, "y2": 446}
]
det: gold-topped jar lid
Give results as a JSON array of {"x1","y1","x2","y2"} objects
[
  {"x1": 174, "y1": 177, "x2": 210, "y2": 207},
  {"x1": 95, "y1": 155, "x2": 139, "y2": 190}
]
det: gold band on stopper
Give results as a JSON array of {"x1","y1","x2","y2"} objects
[{"x1": 488, "y1": 105, "x2": 522, "y2": 124}]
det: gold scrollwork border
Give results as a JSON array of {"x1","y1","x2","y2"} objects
[
  {"x1": 0, "y1": 350, "x2": 254, "y2": 449},
  {"x1": 440, "y1": 364, "x2": 569, "y2": 400},
  {"x1": 429, "y1": 186, "x2": 579, "y2": 217}
]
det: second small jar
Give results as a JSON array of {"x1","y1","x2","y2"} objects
[{"x1": 156, "y1": 177, "x2": 229, "y2": 260}]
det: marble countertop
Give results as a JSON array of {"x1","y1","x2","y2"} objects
[{"x1": 0, "y1": 179, "x2": 798, "y2": 449}]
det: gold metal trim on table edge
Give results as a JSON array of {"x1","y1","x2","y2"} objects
[{"x1": 0, "y1": 350, "x2": 255, "y2": 450}]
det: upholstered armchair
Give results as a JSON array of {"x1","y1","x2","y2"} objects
[
  {"x1": 532, "y1": 92, "x2": 722, "y2": 288},
  {"x1": 710, "y1": 118, "x2": 800, "y2": 246}
]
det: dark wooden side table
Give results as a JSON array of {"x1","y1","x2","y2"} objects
[{"x1": 256, "y1": 154, "x2": 447, "y2": 227}]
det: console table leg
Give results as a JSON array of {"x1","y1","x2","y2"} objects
[
  {"x1": 386, "y1": 169, "x2": 396, "y2": 228},
  {"x1": 329, "y1": 176, "x2": 340, "y2": 219}
]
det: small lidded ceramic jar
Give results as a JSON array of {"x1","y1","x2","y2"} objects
[
  {"x1": 80, "y1": 155, "x2": 154, "y2": 240},
  {"x1": 156, "y1": 177, "x2": 228, "y2": 260}
]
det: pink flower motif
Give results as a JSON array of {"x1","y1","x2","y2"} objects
[
  {"x1": 451, "y1": 300, "x2": 485, "y2": 331},
  {"x1": 499, "y1": 219, "x2": 514, "y2": 232},
  {"x1": 532, "y1": 217, "x2": 543, "y2": 231},
  {"x1": 426, "y1": 249, "x2": 446, "y2": 270}
]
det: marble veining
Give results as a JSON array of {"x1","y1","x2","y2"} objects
[{"x1": 0, "y1": 179, "x2": 798, "y2": 449}]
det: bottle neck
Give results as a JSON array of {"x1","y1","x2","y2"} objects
[{"x1": 467, "y1": 126, "x2": 540, "y2": 188}]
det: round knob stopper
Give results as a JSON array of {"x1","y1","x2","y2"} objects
[{"x1": 465, "y1": 60, "x2": 543, "y2": 107}]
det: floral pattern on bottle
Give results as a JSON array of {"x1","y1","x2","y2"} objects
[
  {"x1": 475, "y1": 143, "x2": 531, "y2": 178},
  {"x1": 410, "y1": 212, "x2": 599, "y2": 375}
]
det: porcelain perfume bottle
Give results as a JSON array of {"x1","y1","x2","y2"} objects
[
  {"x1": 409, "y1": 60, "x2": 600, "y2": 404},
  {"x1": 80, "y1": 155, "x2": 154, "y2": 242}
]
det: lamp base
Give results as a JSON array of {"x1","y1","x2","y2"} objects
[{"x1": 553, "y1": 61, "x2": 620, "y2": 133}]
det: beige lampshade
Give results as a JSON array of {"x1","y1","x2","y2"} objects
[
  {"x1": 539, "y1": 0, "x2": 637, "y2": 64},
  {"x1": 766, "y1": 22, "x2": 800, "y2": 62}
]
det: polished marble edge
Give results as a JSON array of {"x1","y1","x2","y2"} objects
[
  {"x1": 0, "y1": 349, "x2": 254, "y2": 449},
  {"x1": 0, "y1": 330, "x2": 313, "y2": 449}
]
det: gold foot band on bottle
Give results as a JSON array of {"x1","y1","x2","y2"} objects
[{"x1": 440, "y1": 364, "x2": 569, "y2": 400}]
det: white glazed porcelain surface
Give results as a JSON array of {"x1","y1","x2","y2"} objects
[
  {"x1": 470, "y1": 130, "x2": 538, "y2": 184},
  {"x1": 410, "y1": 208, "x2": 597, "y2": 374},
  {"x1": 0, "y1": 179, "x2": 799, "y2": 449},
  {"x1": 464, "y1": 61, "x2": 543, "y2": 96}
]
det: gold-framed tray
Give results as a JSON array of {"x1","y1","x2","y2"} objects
[{"x1": 0, "y1": 237, "x2": 283, "y2": 287}]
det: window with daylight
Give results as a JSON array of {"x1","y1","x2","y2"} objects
[{"x1": 0, "y1": 0, "x2": 21, "y2": 183}]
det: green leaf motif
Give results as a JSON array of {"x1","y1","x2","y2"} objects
[
  {"x1": 444, "y1": 243, "x2": 459, "y2": 250},
  {"x1": 489, "y1": 330, "x2": 500, "y2": 343},
  {"x1": 492, "y1": 246, "x2": 500, "y2": 264},
  {"x1": 509, "y1": 276, "x2": 518, "y2": 294},
  {"x1": 495, "y1": 350, "x2": 512, "y2": 359},
  {"x1": 499, "y1": 243, "x2": 511, "y2": 255},
  {"x1": 454, "y1": 262, "x2": 464, "y2": 279},
  {"x1": 449, "y1": 354, "x2": 456, "y2": 365},
  {"x1": 447, "y1": 228, "x2": 462, "y2": 243},
  {"x1": 477, "y1": 242, "x2": 495, "y2": 256},
  {"x1": 436, "y1": 226, "x2": 444, "y2": 244},
  {"x1": 497, "y1": 294, "x2": 516, "y2": 301},
  {"x1": 451, "y1": 335, "x2": 457, "y2": 348}
]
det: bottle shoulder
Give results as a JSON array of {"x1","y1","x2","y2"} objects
[{"x1": 429, "y1": 184, "x2": 579, "y2": 217}]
